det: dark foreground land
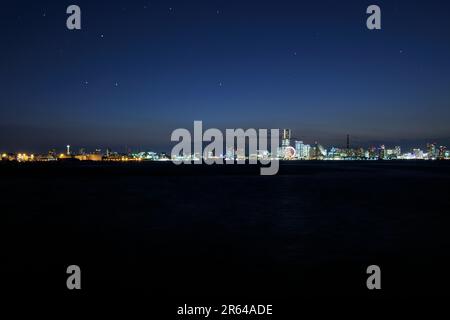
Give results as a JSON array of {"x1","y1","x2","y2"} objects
[{"x1": 3, "y1": 161, "x2": 450, "y2": 301}]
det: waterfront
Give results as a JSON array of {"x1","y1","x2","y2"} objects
[{"x1": 3, "y1": 161, "x2": 450, "y2": 297}]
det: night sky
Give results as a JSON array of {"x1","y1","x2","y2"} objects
[{"x1": 1, "y1": 0, "x2": 450, "y2": 153}]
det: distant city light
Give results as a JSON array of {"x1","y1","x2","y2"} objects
[{"x1": 1, "y1": 130, "x2": 449, "y2": 163}]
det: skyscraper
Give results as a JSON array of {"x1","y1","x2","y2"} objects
[
  {"x1": 438, "y1": 146, "x2": 447, "y2": 160},
  {"x1": 295, "y1": 141, "x2": 304, "y2": 159},
  {"x1": 379, "y1": 145, "x2": 386, "y2": 159},
  {"x1": 394, "y1": 146, "x2": 401, "y2": 157},
  {"x1": 427, "y1": 143, "x2": 437, "y2": 159},
  {"x1": 281, "y1": 129, "x2": 291, "y2": 147},
  {"x1": 302, "y1": 144, "x2": 311, "y2": 160}
]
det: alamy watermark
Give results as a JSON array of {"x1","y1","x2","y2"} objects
[
  {"x1": 366, "y1": 5, "x2": 381, "y2": 30},
  {"x1": 66, "y1": 5, "x2": 81, "y2": 30},
  {"x1": 66, "y1": 265, "x2": 81, "y2": 290},
  {"x1": 366, "y1": 265, "x2": 381, "y2": 290},
  {"x1": 65, "y1": 4, "x2": 381, "y2": 31},
  {"x1": 171, "y1": 121, "x2": 280, "y2": 175}
]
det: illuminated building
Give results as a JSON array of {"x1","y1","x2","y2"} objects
[
  {"x1": 75, "y1": 154, "x2": 103, "y2": 161},
  {"x1": 277, "y1": 129, "x2": 292, "y2": 159},
  {"x1": 277, "y1": 146, "x2": 284, "y2": 159},
  {"x1": 311, "y1": 142, "x2": 326, "y2": 160},
  {"x1": 445, "y1": 150, "x2": 450, "y2": 159},
  {"x1": 302, "y1": 144, "x2": 311, "y2": 160},
  {"x1": 327, "y1": 147, "x2": 338, "y2": 160},
  {"x1": 356, "y1": 147, "x2": 365, "y2": 158},
  {"x1": 236, "y1": 148, "x2": 246, "y2": 161},
  {"x1": 438, "y1": 146, "x2": 447, "y2": 160},
  {"x1": 385, "y1": 148, "x2": 398, "y2": 159},
  {"x1": 368, "y1": 146, "x2": 377, "y2": 159},
  {"x1": 427, "y1": 143, "x2": 437, "y2": 159},
  {"x1": 394, "y1": 146, "x2": 401, "y2": 157},
  {"x1": 249, "y1": 152, "x2": 258, "y2": 161},
  {"x1": 318, "y1": 144, "x2": 327, "y2": 158},
  {"x1": 379, "y1": 145, "x2": 386, "y2": 159},
  {"x1": 225, "y1": 147, "x2": 235, "y2": 161},
  {"x1": 413, "y1": 148, "x2": 424, "y2": 159},
  {"x1": 135, "y1": 152, "x2": 160, "y2": 161},
  {"x1": 36, "y1": 154, "x2": 57, "y2": 161},
  {"x1": 17, "y1": 153, "x2": 31, "y2": 162},
  {"x1": 295, "y1": 141, "x2": 304, "y2": 159},
  {"x1": 281, "y1": 129, "x2": 291, "y2": 147}
]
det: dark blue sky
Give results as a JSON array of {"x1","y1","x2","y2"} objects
[{"x1": 1, "y1": 0, "x2": 450, "y2": 153}]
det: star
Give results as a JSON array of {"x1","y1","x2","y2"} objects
[
  {"x1": 100, "y1": 34, "x2": 104, "y2": 38},
  {"x1": 114, "y1": 82, "x2": 119, "y2": 87}
]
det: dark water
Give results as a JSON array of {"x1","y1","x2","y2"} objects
[{"x1": 3, "y1": 161, "x2": 450, "y2": 299}]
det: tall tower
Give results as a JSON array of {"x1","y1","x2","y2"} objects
[
  {"x1": 295, "y1": 141, "x2": 304, "y2": 159},
  {"x1": 427, "y1": 143, "x2": 437, "y2": 159},
  {"x1": 281, "y1": 129, "x2": 291, "y2": 147},
  {"x1": 346, "y1": 134, "x2": 350, "y2": 150},
  {"x1": 66, "y1": 145, "x2": 71, "y2": 156}
]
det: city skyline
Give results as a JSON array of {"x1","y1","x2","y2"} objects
[
  {"x1": 0, "y1": 130, "x2": 448, "y2": 154},
  {"x1": 2, "y1": 129, "x2": 448, "y2": 162},
  {"x1": 1, "y1": 124, "x2": 448, "y2": 154}
]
